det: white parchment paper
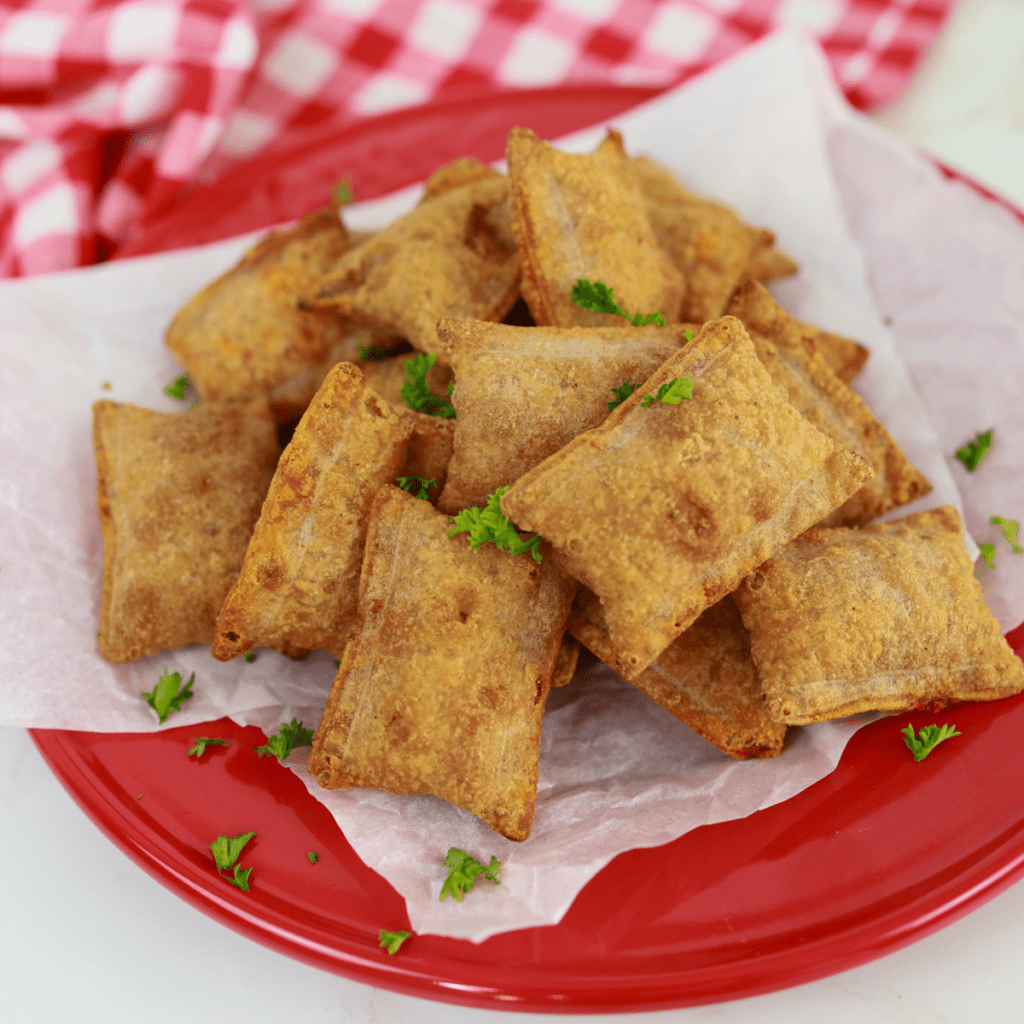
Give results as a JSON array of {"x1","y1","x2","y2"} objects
[{"x1": 1, "y1": 30, "x2": 1022, "y2": 941}]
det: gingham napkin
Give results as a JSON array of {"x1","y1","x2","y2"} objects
[{"x1": 0, "y1": 0, "x2": 951, "y2": 276}]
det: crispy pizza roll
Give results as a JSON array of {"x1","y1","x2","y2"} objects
[
  {"x1": 93, "y1": 398, "x2": 280, "y2": 663},
  {"x1": 308, "y1": 176, "x2": 520, "y2": 355},
  {"x1": 733, "y1": 507, "x2": 1024, "y2": 724},
  {"x1": 747, "y1": 245, "x2": 799, "y2": 283},
  {"x1": 727, "y1": 280, "x2": 930, "y2": 526},
  {"x1": 794, "y1": 318, "x2": 869, "y2": 385},
  {"x1": 421, "y1": 155, "x2": 502, "y2": 203},
  {"x1": 631, "y1": 155, "x2": 777, "y2": 323},
  {"x1": 308, "y1": 484, "x2": 578, "y2": 841},
  {"x1": 570, "y1": 589, "x2": 786, "y2": 758},
  {"x1": 550, "y1": 633, "x2": 581, "y2": 688},
  {"x1": 165, "y1": 208, "x2": 397, "y2": 423},
  {"x1": 393, "y1": 407, "x2": 456, "y2": 504},
  {"x1": 435, "y1": 318, "x2": 695, "y2": 512},
  {"x1": 500, "y1": 316, "x2": 873, "y2": 680},
  {"x1": 507, "y1": 128, "x2": 684, "y2": 328},
  {"x1": 212, "y1": 362, "x2": 412, "y2": 661}
]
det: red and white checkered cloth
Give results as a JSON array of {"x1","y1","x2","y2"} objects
[{"x1": 0, "y1": 0, "x2": 952, "y2": 276}]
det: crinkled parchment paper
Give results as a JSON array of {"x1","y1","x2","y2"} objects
[{"x1": 1, "y1": 30, "x2": 1021, "y2": 942}]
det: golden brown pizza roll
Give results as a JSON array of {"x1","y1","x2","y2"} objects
[
  {"x1": 500, "y1": 315, "x2": 874, "y2": 680},
  {"x1": 308, "y1": 484, "x2": 578, "y2": 841},
  {"x1": 307, "y1": 175, "x2": 520, "y2": 355},
  {"x1": 165, "y1": 208, "x2": 397, "y2": 423},
  {"x1": 794, "y1": 318, "x2": 870, "y2": 385},
  {"x1": 733, "y1": 507, "x2": 1024, "y2": 725},
  {"x1": 631, "y1": 155, "x2": 778, "y2": 323},
  {"x1": 435, "y1": 318, "x2": 695, "y2": 512},
  {"x1": 550, "y1": 633, "x2": 581, "y2": 688},
  {"x1": 727, "y1": 280, "x2": 930, "y2": 526},
  {"x1": 212, "y1": 362, "x2": 412, "y2": 661},
  {"x1": 507, "y1": 128, "x2": 684, "y2": 329},
  {"x1": 420, "y1": 155, "x2": 503, "y2": 203},
  {"x1": 747, "y1": 245, "x2": 800, "y2": 283},
  {"x1": 93, "y1": 398, "x2": 280, "y2": 663},
  {"x1": 570, "y1": 589, "x2": 786, "y2": 758}
]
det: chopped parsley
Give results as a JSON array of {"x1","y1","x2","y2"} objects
[
  {"x1": 244, "y1": 651, "x2": 256, "y2": 663},
  {"x1": 308, "y1": 851, "x2": 319, "y2": 865},
  {"x1": 142, "y1": 668, "x2": 194, "y2": 724},
  {"x1": 569, "y1": 278, "x2": 664, "y2": 326},
  {"x1": 210, "y1": 831, "x2": 256, "y2": 891},
  {"x1": 979, "y1": 543, "x2": 997, "y2": 569},
  {"x1": 358, "y1": 344, "x2": 392, "y2": 361},
  {"x1": 438, "y1": 847, "x2": 502, "y2": 902},
  {"x1": 397, "y1": 475, "x2": 435, "y2": 500},
  {"x1": 187, "y1": 737, "x2": 228, "y2": 757},
  {"x1": 379, "y1": 929, "x2": 411, "y2": 954},
  {"x1": 955, "y1": 428, "x2": 994, "y2": 471},
  {"x1": 164, "y1": 374, "x2": 189, "y2": 401},
  {"x1": 334, "y1": 177, "x2": 355, "y2": 206},
  {"x1": 448, "y1": 487, "x2": 543, "y2": 562},
  {"x1": 254, "y1": 718, "x2": 314, "y2": 760},
  {"x1": 901, "y1": 722, "x2": 961, "y2": 762},
  {"x1": 401, "y1": 353, "x2": 456, "y2": 418},
  {"x1": 607, "y1": 381, "x2": 636, "y2": 411},
  {"x1": 640, "y1": 376, "x2": 694, "y2": 407},
  {"x1": 991, "y1": 516, "x2": 1023, "y2": 553}
]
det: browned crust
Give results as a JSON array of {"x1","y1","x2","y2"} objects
[
  {"x1": 211, "y1": 362, "x2": 412, "y2": 661},
  {"x1": 501, "y1": 315, "x2": 873, "y2": 680},
  {"x1": 727, "y1": 280, "x2": 929, "y2": 525},
  {"x1": 507, "y1": 128, "x2": 685, "y2": 328},
  {"x1": 733, "y1": 507, "x2": 1024, "y2": 724},
  {"x1": 93, "y1": 398, "x2": 280, "y2": 662},
  {"x1": 307, "y1": 484, "x2": 578, "y2": 840},
  {"x1": 421, "y1": 156, "x2": 502, "y2": 203}
]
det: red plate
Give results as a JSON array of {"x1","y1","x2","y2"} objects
[{"x1": 35, "y1": 86, "x2": 1024, "y2": 1013}]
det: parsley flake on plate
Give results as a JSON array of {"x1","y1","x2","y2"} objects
[
  {"x1": 569, "y1": 278, "x2": 664, "y2": 327},
  {"x1": 991, "y1": 516, "x2": 1023, "y2": 553},
  {"x1": 979, "y1": 543, "x2": 997, "y2": 569},
  {"x1": 439, "y1": 847, "x2": 502, "y2": 902},
  {"x1": 142, "y1": 668, "x2": 194, "y2": 724},
  {"x1": 254, "y1": 718, "x2": 314, "y2": 760},
  {"x1": 379, "y1": 929, "x2": 411, "y2": 954},
  {"x1": 901, "y1": 723, "x2": 961, "y2": 762},
  {"x1": 955, "y1": 428, "x2": 994, "y2": 471},
  {"x1": 210, "y1": 831, "x2": 257, "y2": 891},
  {"x1": 308, "y1": 851, "x2": 319, "y2": 865},
  {"x1": 448, "y1": 487, "x2": 543, "y2": 563},
  {"x1": 164, "y1": 374, "x2": 189, "y2": 401},
  {"x1": 187, "y1": 737, "x2": 228, "y2": 757}
]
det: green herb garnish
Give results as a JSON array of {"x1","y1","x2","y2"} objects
[
  {"x1": 901, "y1": 723, "x2": 961, "y2": 762},
  {"x1": 164, "y1": 374, "x2": 189, "y2": 400},
  {"x1": 607, "y1": 381, "x2": 636, "y2": 411},
  {"x1": 308, "y1": 851, "x2": 319, "y2": 865},
  {"x1": 397, "y1": 475, "x2": 435, "y2": 500},
  {"x1": 438, "y1": 847, "x2": 502, "y2": 902},
  {"x1": 210, "y1": 831, "x2": 256, "y2": 891},
  {"x1": 569, "y1": 278, "x2": 664, "y2": 326},
  {"x1": 142, "y1": 668, "x2": 194, "y2": 724},
  {"x1": 979, "y1": 543, "x2": 997, "y2": 569},
  {"x1": 991, "y1": 516, "x2": 1023, "y2": 553},
  {"x1": 254, "y1": 718, "x2": 314, "y2": 760},
  {"x1": 955, "y1": 428, "x2": 994, "y2": 471},
  {"x1": 379, "y1": 929, "x2": 411, "y2": 954},
  {"x1": 640, "y1": 376, "x2": 694, "y2": 407},
  {"x1": 358, "y1": 344, "x2": 392, "y2": 361},
  {"x1": 448, "y1": 487, "x2": 543, "y2": 562},
  {"x1": 244, "y1": 651, "x2": 256, "y2": 663},
  {"x1": 334, "y1": 177, "x2": 355, "y2": 206},
  {"x1": 401, "y1": 352, "x2": 456, "y2": 418},
  {"x1": 187, "y1": 737, "x2": 228, "y2": 757}
]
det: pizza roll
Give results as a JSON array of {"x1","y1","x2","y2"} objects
[
  {"x1": 733, "y1": 507, "x2": 1024, "y2": 724},
  {"x1": 570, "y1": 589, "x2": 786, "y2": 758},
  {"x1": 308, "y1": 484, "x2": 578, "y2": 841},
  {"x1": 165, "y1": 208, "x2": 395, "y2": 423},
  {"x1": 435, "y1": 318, "x2": 695, "y2": 512},
  {"x1": 500, "y1": 316, "x2": 873, "y2": 680},
  {"x1": 420, "y1": 155, "x2": 502, "y2": 203},
  {"x1": 792, "y1": 319, "x2": 869, "y2": 385},
  {"x1": 507, "y1": 128, "x2": 684, "y2": 328},
  {"x1": 212, "y1": 362, "x2": 412, "y2": 661},
  {"x1": 308, "y1": 175, "x2": 520, "y2": 356},
  {"x1": 93, "y1": 398, "x2": 280, "y2": 662},
  {"x1": 727, "y1": 280, "x2": 929, "y2": 526},
  {"x1": 550, "y1": 633, "x2": 581, "y2": 688},
  {"x1": 631, "y1": 155, "x2": 778, "y2": 323},
  {"x1": 393, "y1": 407, "x2": 456, "y2": 505},
  {"x1": 747, "y1": 245, "x2": 799, "y2": 283}
]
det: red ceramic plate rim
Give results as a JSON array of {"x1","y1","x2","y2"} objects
[{"x1": 31, "y1": 84, "x2": 1024, "y2": 1014}]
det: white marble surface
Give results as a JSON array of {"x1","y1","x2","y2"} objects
[{"x1": 5, "y1": 4, "x2": 1024, "y2": 1021}]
